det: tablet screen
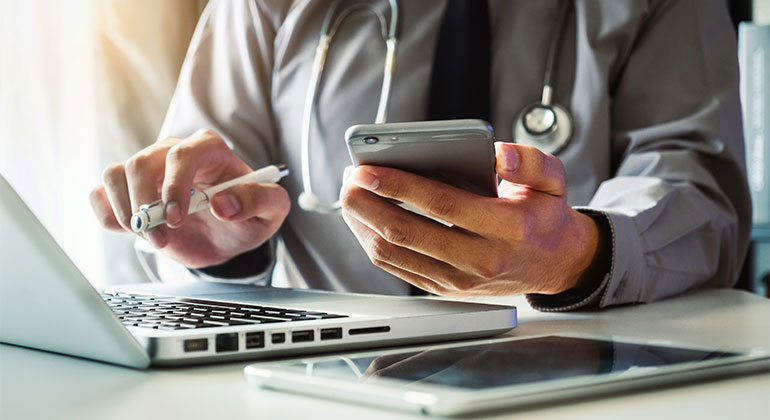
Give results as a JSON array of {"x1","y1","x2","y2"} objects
[{"x1": 294, "y1": 336, "x2": 740, "y2": 390}]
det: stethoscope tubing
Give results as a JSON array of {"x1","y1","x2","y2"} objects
[
  {"x1": 299, "y1": 0, "x2": 398, "y2": 213},
  {"x1": 299, "y1": 0, "x2": 573, "y2": 213}
]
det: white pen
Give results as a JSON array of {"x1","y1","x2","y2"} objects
[{"x1": 130, "y1": 164, "x2": 289, "y2": 233}]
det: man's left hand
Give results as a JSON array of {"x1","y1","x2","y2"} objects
[{"x1": 340, "y1": 142, "x2": 600, "y2": 297}]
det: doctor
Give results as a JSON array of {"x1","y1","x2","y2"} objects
[{"x1": 90, "y1": 0, "x2": 750, "y2": 310}]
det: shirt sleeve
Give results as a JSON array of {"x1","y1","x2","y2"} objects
[
  {"x1": 529, "y1": 0, "x2": 752, "y2": 310},
  {"x1": 135, "y1": 0, "x2": 292, "y2": 285},
  {"x1": 158, "y1": 0, "x2": 290, "y2": 166}
]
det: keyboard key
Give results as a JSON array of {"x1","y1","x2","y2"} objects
[
  {"x1": 228, "y1": 318, "x2": 263, "y2": 324},
  {"x1": 223, "y1": 320, "x2": 253, "y2": 326},
  {"x1": 246, "y1": 316, "x2": 289, "y2": 323},
  {"x1": 158, "y1": 326, "x2": 182, "y2": 331},
  {"x1": 201, "y1": 319, "x2": 231, "y2": 326}
]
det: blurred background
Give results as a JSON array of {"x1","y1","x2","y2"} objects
[
  {"x1": 0, "y1": 0, "x2": 768, "y2": 294},
  {"x1": 0, "y1": 0, "x2": 206, "y2": 286}
]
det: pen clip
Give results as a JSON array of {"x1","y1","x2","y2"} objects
[{"x1": 139, "y1": 199, "x2": 162, "y2": 212}]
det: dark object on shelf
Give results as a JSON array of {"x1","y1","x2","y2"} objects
[
  {"x1": 729, "y1": 0, "x2": 753, "y2": 32},
  {"x1": 737, "y1": 226, "x2": 770, "y2": 298}
]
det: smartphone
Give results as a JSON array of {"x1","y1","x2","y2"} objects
[{"x1": 345, "y1": 119, "x2": 498, "y2": 197}]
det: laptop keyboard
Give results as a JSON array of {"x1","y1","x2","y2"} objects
[{"x1": 100, "y1": 291, "x2": 348, "y2": 331}]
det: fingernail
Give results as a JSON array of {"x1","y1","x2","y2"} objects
[
  {"x1": 501, "y1": 145, "x2": 520, "y2": 172},
  {"x1": 165, "y1": 201, "x2": 181, "y2": 227},
  {"x1": 351, "y1": 169, "x2": 380, "y2": 190},
  {"x1": 212, "y1": 193, "x2": 241, "y2": 218},
  {"x1": 147, "y1": 230, "x2": 167, "y2": 249}
]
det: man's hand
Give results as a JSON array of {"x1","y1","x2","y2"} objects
[
  {"x1": 340, "y1": 142, "x2": 600, "y2": 296},
  {"x1": 89, "y1": 129, "x2": 290, "y2": 269}
]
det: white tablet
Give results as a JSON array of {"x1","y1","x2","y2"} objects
[{"x1": 244, "y1": 333, "x2": 770, "y2": 416}]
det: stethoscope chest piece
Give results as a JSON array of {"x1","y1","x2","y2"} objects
[{"x1": 513, "y1": 102, "x2": 573, "y2": 155}]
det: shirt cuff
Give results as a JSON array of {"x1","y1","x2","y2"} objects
[
  {"x1": 189, "y1": 239, "x2": 276, "y2": 284},
  {"x1": 134, "y1": 237, "x2": 274, "y2": 286}
]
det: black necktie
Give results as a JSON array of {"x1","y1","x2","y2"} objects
[
  {"x1": 408, "y1": 0, "x2": 490, "y2": 296},
  {"x1": 426, "y1": 0, "x2": 491, "y2": 121}
]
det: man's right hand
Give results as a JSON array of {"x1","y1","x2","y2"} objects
[{"x1": 89, "y1": 129, "x2": 290, "y2": 269}]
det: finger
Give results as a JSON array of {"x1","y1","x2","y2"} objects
[
  {"x1": 347, "y1": 165, "x2": 503, "y2": 234},
  {"x1": 124, "y1": 142, "x2": 175, "y2": 213},
  {"x1": 144, "y1": 226, "x2": 169, "y2": 249},
  {"x1": 162, "y1": 129, "x2": 249, "y2": 228},
  {"x1": 210, "y1": 182, "x2": 290, "y2": 223},
  {"x1": 89, "y1": 186, "x2": 124, "y2": 232},
  {"x1": 341, "y1": 207, "x2": 472, "y2": 294},
  {"x1": 338, "y1": 165, "x2": 355, "y2": 201},
  {"x1": 124, "y1": 141, "x2": 178, "y2": 247},
  {"x1": 495, "y1": 142, "x2": 566, "y2": 196},
  {"x1": 375, "y1": 260, "x2": 449, "y2": 295},
  {"x1": 100, "y1": 163, "x2": 133, "y2": 231},
  {"x1": 341, "y1": 182, "x2": 488, "y2": 269}
]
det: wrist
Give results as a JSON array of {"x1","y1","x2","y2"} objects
[
  {"x1": 560, "y1": 210, "x2": 601, "y2": 292},
  {"x1": 554, "y1": 211, "x2": 611, "y2": 296},
  {"x1": 528, "y1": 211, "x2": 612, "y2": 309}
]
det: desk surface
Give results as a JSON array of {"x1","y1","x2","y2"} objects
[{"x1": 2, "y1": 289, "x2": 769, "y2": 420}]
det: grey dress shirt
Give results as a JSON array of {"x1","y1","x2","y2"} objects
[{"x1": 147, "y1": 0, "x2": 751, "y2": 310}]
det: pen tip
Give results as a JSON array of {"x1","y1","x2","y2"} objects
[{"x1": 276, "y1": 164, "x2": 289, "y2": 177}]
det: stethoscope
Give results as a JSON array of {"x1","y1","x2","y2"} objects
[
  {"x1": 513, "y1": 0, "x2": 574, "y2": 156},
  {"x1": 298, "y1": 0, "x2": 573, "y2": 214},
  {"x1": 298, "y1": 0, "x2": 398, "y2": 213}
]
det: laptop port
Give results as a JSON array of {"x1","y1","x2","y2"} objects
[
  {"x1": 271, "y1": 333, "x2": 285, "y2": 344},
  {"x1": 292, "y1": 330, "x2": 314, "y2": 343},
  {"x1": 245, "y1": 332, "x2": 265, "y2": 349},
  {"x1": 320, "y1": 327, "x2": 342, "y2": 340},
  {"x1": 349, "y1": 326, "x2": 391, "y2": 335},
  {"x1": 183, "y1": 338, "x2": 208, "y2": 352},
  {"x1": 215, "y1": 333, "x2": 239, "y2": 352}
]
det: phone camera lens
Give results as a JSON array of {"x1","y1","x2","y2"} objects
[{"x1": 363, "y1": 137, "x2": 379, "y2": 144}]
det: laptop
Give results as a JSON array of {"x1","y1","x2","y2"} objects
[{"x1": 0, "y1": 174, "x2": 516, "y2": 368}]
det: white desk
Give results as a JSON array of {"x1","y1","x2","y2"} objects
[{"x1": 2, "y1": 289, "x2": 769, "y2": 420}]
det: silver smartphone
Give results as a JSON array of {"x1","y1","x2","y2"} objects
[{"x1": 345, "y1": 119, "x2": 498, "y2": 197}]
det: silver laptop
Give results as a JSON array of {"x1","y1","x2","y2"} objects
[{"x1": 0, "y1": 174, "x2": 516, "y2": 369}]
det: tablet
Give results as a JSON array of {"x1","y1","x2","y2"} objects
[{"x1": 244, "y1": 334, "x2": 770, "y2": 416}]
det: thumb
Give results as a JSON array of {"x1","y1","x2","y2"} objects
[
  {"x1": 210, "y1": 182, "x2": 290, "y2": 222},
  {"x1": 339, "y1": 165, "x2": 355, "y2": 201},
  {"x1": 495, "y1": 142, "x2": 566, "y2": 196}
]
